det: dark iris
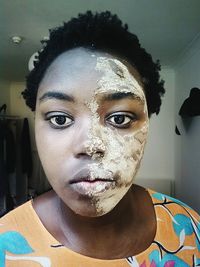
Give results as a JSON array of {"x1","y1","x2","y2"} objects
[
  {"x1": 55, "y1": 116, "x2": 66, "y2": 125},
  {"x1": 114, "y1": 115, "x2": 125, "y2": 124}
]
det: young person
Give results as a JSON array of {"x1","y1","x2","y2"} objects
[{"x1": 0, "y1": 11, "x2": 199, "y2": 267}]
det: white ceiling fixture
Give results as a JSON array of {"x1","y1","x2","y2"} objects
[{"x1": 11, "y1": 36, "x2": 23, "y2": 44}]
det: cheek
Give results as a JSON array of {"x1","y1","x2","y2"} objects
[
  {"x1": 35, "y1": 123, "x2": 72, "y2": 182},
  {"x1": 101, "y1": 126, "x2": 148, "y2": 184},
  {"x1": 35, "y1": 118, "x2": 71, "y2": 157}
]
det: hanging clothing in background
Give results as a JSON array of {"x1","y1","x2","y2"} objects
[
  {"x1": 15, "y1": 118, "x2": 33, "y2": 205},
  {"x1": 0, "y1": 120, "x2": 16, "y2": 216},
  {"x1": 0, "y1": 121, "x2": 16, "y2": 193},
  {"x1": 21, "y1": 118, "x2": 33, "y2": 181},
  {"x1": 0, "y1": 117, "x2": 33, "y2": 216}
]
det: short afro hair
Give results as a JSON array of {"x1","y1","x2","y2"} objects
[{"x1": 22, "y1": 11, "x2": 165, "y2": 116}]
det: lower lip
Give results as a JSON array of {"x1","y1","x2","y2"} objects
[{"x1": 70, "y1": 180, "x2": 114, "y2": 195}]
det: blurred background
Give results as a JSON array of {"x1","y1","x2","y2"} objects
[{"x1": 0, "y1": 0, "x2": 199, "y2": 214}]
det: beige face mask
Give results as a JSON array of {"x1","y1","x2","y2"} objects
[{"x1": 83, "y1": 55, "x2": 149, "y2": 216}]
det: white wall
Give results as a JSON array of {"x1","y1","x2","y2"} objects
[
  {"x1": 137, "y1": 68, "x2": 175, "y2": 182},
  {"x1": 173, "y1": 36, "x2": 200, "y2": 213}
]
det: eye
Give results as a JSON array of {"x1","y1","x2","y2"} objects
[
  {"x1": 45, "y1": 112, "x2": 74, "y2": 129},
  {"x1": 106, "y1": 112, "x2": 137, "y2": 129}
]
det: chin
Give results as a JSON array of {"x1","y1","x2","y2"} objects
[
  {"x1": 74, "y1": 198, "x2": 120, "y2": 218},
  {"x1": 70, "y1": 198, "x2": 116, "y2": 218},
  {"x1": 72, "y1": 206, "x2": 104, "y2": 218},
  {"x1": 60, "y1": 182, "x2": 133, "y2": 217},
  {"x1": 75, "y1": 206, "x2": 115, "y2": 218},
  {"x1": 76, "y1": 210, "x2": 106, "y2": 218}
]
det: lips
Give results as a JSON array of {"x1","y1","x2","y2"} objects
[
  {"x1": 69, "y1": 168, "x2": 115, "y2": 195},
  {"x1": 69, "y1": 168, "x2": 114, "y2": 184}
]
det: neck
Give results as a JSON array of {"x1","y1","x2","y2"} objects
[
  {"x1": 56, "y1": 186, "x2": 143, "y2": 258},
  {"x1": 33, "y1": 186, "x2": 156, "y2": 259}
]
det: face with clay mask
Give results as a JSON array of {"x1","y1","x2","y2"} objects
[{"x1": 35, "y1": 47, "x2": 149, "y2": 217}]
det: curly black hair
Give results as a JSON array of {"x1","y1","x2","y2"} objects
[{"x1": 22, "y1": 11, "x2": 165, "y2": 116}]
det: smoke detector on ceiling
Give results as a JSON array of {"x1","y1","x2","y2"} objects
[{"x1": 11, "y1": 36, "x2": 23, "y2": 44}]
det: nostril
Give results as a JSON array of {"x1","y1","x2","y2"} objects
[
  {"x1": 92, "y1": 151, "x2": 104, "y2": 160},
  {"x1": 76, "y1": 150, "x2": 105, "y2": 159},
  {"x1": 76, "y1": 152, "x2": 92, "y2": 159},
  {"x1": 84, "y1": 138, "x2": 106, "y2": 155},
  {"x1": 85, "y1": 144, "x2": 105, "y2": 158},
  {"x1": 74, "y1": 136, "x2": 106, "y2": 159}
]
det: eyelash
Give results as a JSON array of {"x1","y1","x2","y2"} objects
[
  {"x1": 106, "y1": 112, "x2": 137, "y2": 129},
  {"x1": 45, "y1": 112, "x2": 74, "y2": 129},
  {"x1": 45, "y1": 111, "x2": 137, "y2": 130}
]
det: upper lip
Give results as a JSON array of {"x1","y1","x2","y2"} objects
[{"x1": 69, "y1": 168, "x2": 114, "y2": 184}]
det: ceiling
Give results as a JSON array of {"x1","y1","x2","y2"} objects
[{"x1": 1, "y1": 0, "x2": 200, "y2": 82}]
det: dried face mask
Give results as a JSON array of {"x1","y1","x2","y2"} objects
[{"x1": 83, "y1": 55, "x2": 149, "y2": 216}]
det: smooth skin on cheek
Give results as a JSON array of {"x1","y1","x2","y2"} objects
[{"x1": 34, "y1": 111, "x2": 70, "y2": 189}]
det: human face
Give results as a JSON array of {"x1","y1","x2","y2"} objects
[{"x1": 35, "y1": 48, "x2": 149, "y2": 217}]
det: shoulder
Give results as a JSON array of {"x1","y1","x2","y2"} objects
[
  {"x1": 149, "y1": 190, "x2": 200, "y2": 249},
  {"x1": 0, "y1": 201, "x2": 33, "y2": 233},
  {"x1": 0, "y1": 201, "x2": 35, "y2": 258},
  {"x1": 149, "y1": 190, "x2": 200, "y2": 219},
  {"x1": 0, "y1": 191, "x2": 54, "y2": 230}
]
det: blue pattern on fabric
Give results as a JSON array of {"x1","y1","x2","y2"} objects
[
  {"x1": 173, "y1": 214, "x2": 193, "y2": 236},
  {"x1": 0, "y1": 231, "x2": 33, "y2": 266}
]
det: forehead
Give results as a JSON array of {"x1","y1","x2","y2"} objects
[
  {"x1": 38, "y1": 47, "x2": 145, "y2": 100},
  {"x1": 39, "y1": 48, "x2": 98, "y2": 88}
]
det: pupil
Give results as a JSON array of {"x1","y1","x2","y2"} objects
[
  {"x1": 55, "y1": 116, "x2": 66, "y2": 125},
  {"x1": 114, "y1": 115, "x2": 124, "y2": 124}
]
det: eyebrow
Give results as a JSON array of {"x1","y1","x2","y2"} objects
[
  {"x1": 102, "y1": 92, "x2": 143, "y2": 102},
  {"x1": 39, "y1": 91, "x2": 75, "y2": 103}
]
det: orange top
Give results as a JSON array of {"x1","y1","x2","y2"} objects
[{"x1": 0, "y1": 189, "x2": 199, "y2": 267}]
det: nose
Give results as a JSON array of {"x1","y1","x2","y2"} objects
[
  {"x1": 83, "y1": 136, "x2": 106, "y2": 159},
  {"x1": 73, "y1": 118, "x2": 106, "y2": 159}
]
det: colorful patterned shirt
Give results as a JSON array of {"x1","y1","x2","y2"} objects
[{"x1": 0, "y1": 190, "x2": 199, "y2": 266}]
